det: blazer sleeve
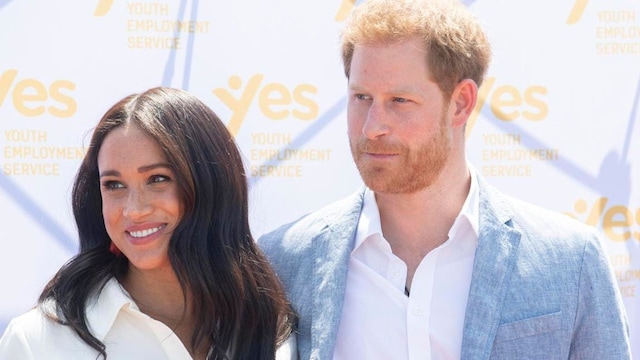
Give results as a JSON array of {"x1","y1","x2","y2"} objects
[{"x1": 569, "y1": 231, "x2": 631, "y2": 359}]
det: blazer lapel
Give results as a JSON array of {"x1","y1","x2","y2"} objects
[
  {"x1": 312, "y1": 190, "x2": 364, "y2": 360},
  {"x1": 461, "y1": 180, "x2": 522, "y2": 360}
]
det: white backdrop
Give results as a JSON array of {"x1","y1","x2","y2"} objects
[{"x1": 1, "y1": 0, "x2": 638, "y2": 356}]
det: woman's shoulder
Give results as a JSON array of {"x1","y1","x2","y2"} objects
[
  {"x1": 0, "y1": 280, "x2": 127, "y2": 359},
  {"x1": 275, "y1": 332, "x2": 298, "y2": 360},
  {"x1": 2, "y1": 307, "x2": 45, "y2": 334},
  {"x1": 0, "y1": 306, "x2": 76, "y2": 358},
  {"x1": 2, "y1": 303, "x2": 62, "y2": 335}
]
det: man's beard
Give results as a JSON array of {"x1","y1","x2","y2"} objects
[{"x1": 350, "y1": 113, "x2": 451, "y2": 194}]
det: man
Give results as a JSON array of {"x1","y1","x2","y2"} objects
[{"x1": 258, "y1": 0, "x2": 631, "y2": 359}]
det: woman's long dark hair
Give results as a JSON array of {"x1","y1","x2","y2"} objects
[{"x1": 39, "y1": 87, "x2": 295, "y2": 359}]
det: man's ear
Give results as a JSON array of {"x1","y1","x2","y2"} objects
[{"x1": 450, "y1": 79, "x2": 478, "y2": 128}]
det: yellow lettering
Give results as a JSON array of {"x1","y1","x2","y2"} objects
[
  {"x1": 567, "y1": 0, "x2": 589, "y2": 25},
  {"x1": 292, "y1": 84, "x2": 318, "y2": 120},
  {"x1": 481, "y1": 165, "x2": 532, "y2": 177},
  {"x1": 213, "y1": 74, "x2": 264, "y2": 136},
  {"x1": 602, "y1": 205, "x2": 633, "y2": 241},
  {"x1": 259, "y1": 83, "x2": 291, "y2": 120},
  {"x1": 522, "y1": 85, "x2": 548, "y2": 121},
  {"x1": 467, "y1": 77, "x2": 495, "y2": 138},
  {"x1": 12, "y1": 79, "x2": 47, "y2": 117},
  {"x1": 0, "y1": 69, "x2": 18, "y2": 105},
  {"x1": 335, "y1": 0, "x2": 356, "y2": 21},
  {"x1": 94, "y1": 0, "x2": 114, "y2": 16},
  {"x1": 3, "y1": 163, "x2": 60, "y2": 176},
  {"x1": 250, "y1": 165, "x2": 303, "y2": 177},
  {"x1": 491, "y1": 85, "x2": 521, "y2": 121},
  {"x1": 48, "y1": 80, "x2": 77, "y2": 118}
]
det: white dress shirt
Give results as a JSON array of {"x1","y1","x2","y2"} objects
[
  {"x1": 0, "y1": 277, "x2": 297, "y2": 360},
  {"x1": 333, "y1": 171, "x2": 479, "y2": 360}
]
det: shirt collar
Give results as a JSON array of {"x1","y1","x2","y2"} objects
[
  {"x1": 85, "y1": 277, "x2": 138, "y2": 341},
  {"x1": 353, "y1": 188, "x2": 384, "y2": 253},
  {"x1": 451, "y1": 167, "x2": 480, "y2": 240},
  {"x1": 355, "y1": 166, "x2": 480, "y2": 251}
]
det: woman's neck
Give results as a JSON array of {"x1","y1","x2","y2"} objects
[
  {"x1": 120, "y1": 266, "x2": 211, "y2": 359},
  {"x1": 122, "y1": 265, "x2": 185, "y2": 318}
]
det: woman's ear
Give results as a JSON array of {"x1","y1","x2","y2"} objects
[{"x1": 450, "y1": 79, "x2": 478, "y2": 128}]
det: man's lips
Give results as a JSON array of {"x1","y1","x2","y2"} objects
[{"x1": 363, "y1": 151, "x2": 398, "y2": 158}]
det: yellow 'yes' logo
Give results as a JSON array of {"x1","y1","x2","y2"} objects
[
  {"x1": 567, "y1": 0, "x2": 589, "y2": 24},
  {"x1": 466, "y1": 77, "x2": 548, "y2": 138},
  {"x1": 213, "y1": 75, "x2": 319, "y2": 137},
  {"x1": 94, "y1": 0, "x2": 115, "y2": 16},
  {"x1": 566, "y1": 197, "x2": 640, "y2": 242},
  {"x1": 0, "y1": 69, "x2": 77, "y2": 118},
  {"x1": 336, "y1": 0, "x2": 357, "y2": 21}
]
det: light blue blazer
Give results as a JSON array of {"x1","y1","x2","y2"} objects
[{"x1": 258, "y1": 176, "x2": 631, "y2": 360}]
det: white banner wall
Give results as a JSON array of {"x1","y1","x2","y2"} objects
[{"x1": 1, "y1": 0, "x2": 638, "y2": 356}]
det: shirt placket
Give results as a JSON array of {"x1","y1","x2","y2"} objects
[{"x1": 406, "y1": 248, "x2": 440, "y2": 360}]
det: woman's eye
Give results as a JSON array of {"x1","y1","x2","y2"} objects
[
  {"x1": 102, "y1": 180, "x2": 123, "y2": 190},
  {"x1": 150, "y1": 175, "x2": 170, "y2": 184}
]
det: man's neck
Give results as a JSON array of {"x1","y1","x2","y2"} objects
[{"x1": 375, "y1": 167, "x2": 471, "y2": 289}]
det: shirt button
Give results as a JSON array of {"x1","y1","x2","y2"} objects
[
  {"x1": 391, "y1": 269, "x2": 399, "y2": 278},
  {"x1": 413, "y1": 307, "x2": 422, "y2": 316}
]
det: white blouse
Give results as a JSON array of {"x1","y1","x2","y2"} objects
[{"x1": 0, "y1": 278, "x2": 297, "y2": 359}]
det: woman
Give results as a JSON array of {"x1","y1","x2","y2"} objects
[{"x1": 0, "y1": 87, "x2": 297, "y2": 359}]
